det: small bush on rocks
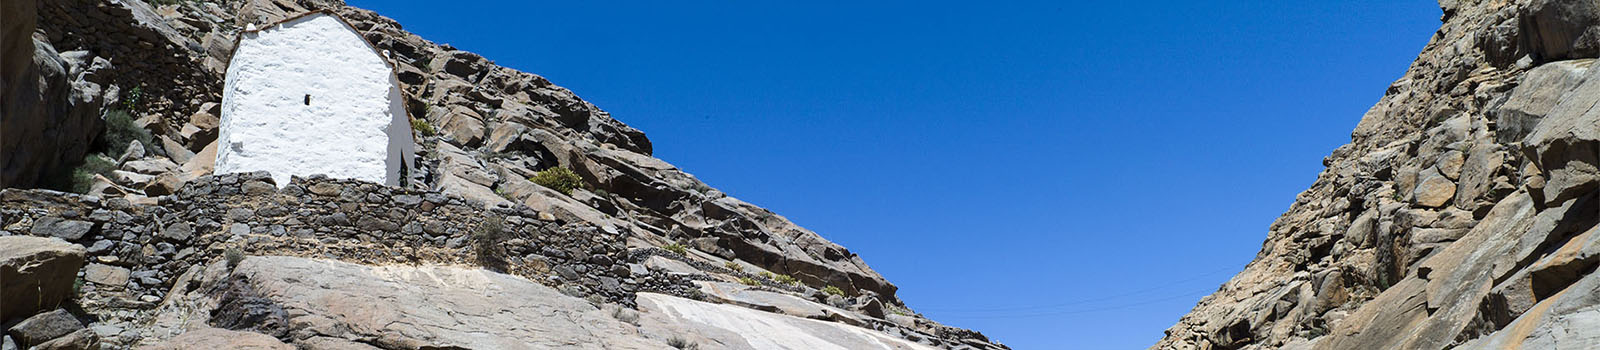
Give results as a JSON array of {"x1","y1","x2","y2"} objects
[
  {"x1": 410, "y1": 118, "x2": 435, "y2": 136},
  {"x1": 530, "y1": 167, "x2": 584, "y2": 195},
  {"x1": 102, "y1": 109, "x2": 153, "y2": 157},
  {"x1": 43, "y1": 154, "x2": 117, "y2": 194},
  {"x1": 225, "y1": 247, "x2": 245, "y2": 269},
  {"x1": 821, "y1": 285, "x2": 845, "y2": 297},
  {"x1": 663, "y1": 243, "x2": 688, "y2": 256},
  {"x1": 123, "y1": 86, "x2": 144, "y2": 111},
  {"x1": 888, "y1": 304, "x2": 915, "y2": 316},
  {"x1": 667, "y1": 336, "x2": 699, "y2": 350},
  {"x1": 472, "y1": 216, "x2": 508, "y2": 269},
  {"x1": 739, "y1": 277, "x2": 759, "y2": 286},
  {"x1": 774, "y1": 274, "x2": 799, "y2": 286},
  {"x1": 610, "y1": 306, "x2": 640, "y2": 325},
  {"x1": 723, "y1": 261, "x2": 743, "y2": 272}
]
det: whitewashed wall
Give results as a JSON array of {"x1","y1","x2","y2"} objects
[{"x1": 216, "y1": 13, "x2": 415, "y2": 187}]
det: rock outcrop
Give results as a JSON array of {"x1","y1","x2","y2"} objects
[
  {"x1": 0, "y1": 236, "x2": 86, "y2": 322},
  {"x1": 1154, "y1": 1, "x2": 1600, "y2": 349},
  {"x1": 0, "y1": 0, "x2": 107, "y2": 188}
]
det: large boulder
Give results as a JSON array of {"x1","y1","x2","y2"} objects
[
  {"x1": 153, "y1": 256, "x2": 657, "y2": 349},
  {"x1": 31, "y1": 328, "x2": 98, "y2": 350},
  {"x1": 0, "y1": 0, "x2": 104, "y2": 188},
  {"x1": 147, "y1": 256, "x2": 934, "y2": 350},
  {"x1": 28, "y1": 218, "x2": 94, "y2": 241},
  {"x1": 0, "y1": 237, "x2": 86, "y2": 322},
  {"x1": 1520, "y1": 0, "x2": 1600, "y2": 62},
  {"x1": 1521, "y1": 56, "x2": 1600, "y2": 207},
  {"x1": 6, "y1": 309, "x2": 84, "y2": 347},
  {"x1": 1492, "y1": 59, "x2": 1592, "y2": 143}
]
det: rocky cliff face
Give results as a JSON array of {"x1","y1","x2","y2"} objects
[
  {"x1": 1154, "y1": 1, "x2": 1600, "y2": 349},
  {"x1": 0, "y1": 0, "x2": 1005, "y2": 349},
  {"x1": 0, "y1": 0, "x2": 108, "y2": 189}
]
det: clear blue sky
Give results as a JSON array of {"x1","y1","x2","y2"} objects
[{"x1": 348, "y1": 1, "x2": 1442, "y2": 348}]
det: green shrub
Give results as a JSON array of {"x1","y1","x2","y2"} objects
[
  {"x1": 887, "y1": 304, "x2": 915, "y2": 316},
  {"x1": 663, "y1": 243, "x2": 688, "y2": 256},
  {"x1": 472, "y1": 216, "x2": 507, "y2": 268},
  {"x1": 73, "y1": 154, "x2": 117, "y2": 188},
  {"x1": 739, "y1": 277, "x2": 759, "y2": 286},
  {"x1": 42, "y1": 154, "x2": 117, "y2": 194},
  {"x1": 102, "y1": 110, "x2": 153, "y2": 157},
  {"x1": 724, "y1": 261, "x2": 743, "y2": 272},
  {"x1": 667, "y1": 336, "x2": 698, "y2": 350},
  {"x1": 821, "y1": 285, "x2": 845, "y2": 296},
  {"x1": 530, "y1": 167, "x2": 583, "y2": 195},
  {"x1": 123, "y1": 86, "x2": 143, "y2": 111},
  {"x1": 411, "y1": 118, "x2": 435, "y2": 136},
  {"x1": 774, "y1": 274, "x2": 799, "y2": 286},
  {"x1": 759, "y1": 271, "x2": 775, "y2": 279},
  {"x1": 610, "y1": 306, "x2": 640, "y2": 325},
  {"x1": 225, "y1": 247, "x2": 245, "y2": 269}
]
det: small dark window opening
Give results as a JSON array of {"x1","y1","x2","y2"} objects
[{"x1": 304, "y1": 94, "x2": 311, "y2": 105}]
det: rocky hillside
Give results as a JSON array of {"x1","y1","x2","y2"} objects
[
  {"x1": 0, "y1": 0, "x2": 1005, "y2": 349},
  {"x1": 1154, "y1": 1, "x2": 1600, "y2": 349}
]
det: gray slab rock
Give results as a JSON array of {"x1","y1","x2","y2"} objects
[
  {"x1": 31, "y1": 328, "x2": 97, "y2": 350},
  {"x1": 695, "y1": 281, "x2": 862, "y2": 324},
  {"x1": 83, "y1": 264, "x2": 129, "y2": 287},
  {"x1": 153, "y1": 256, "x2": 660, "y2": 349},
  {"x1": 1493, "y1": 59, "x2": 1592, "y2": 143},
  {"x1": 0, "y1": 237, "x2": 86, "y2": 322},
  {"x1": 28, "y1": 218, "x2": 93, "y2": 241},
  {"x1": 6, "y1": 309, "x2": 83, "y2": 347},
  {"x1": 137, "y1": 327, "x2": 291, "y2": 350},
  {"x1": 147, "y1": 256, "x2": 936, "y2": 350},
  {"x1": 636, "y1": 293, "x2": 936, "y2": 350}
]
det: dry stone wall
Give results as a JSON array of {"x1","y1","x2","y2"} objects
[{"x1": 0, "y1": 172, "x2": 675, "y2": 347}]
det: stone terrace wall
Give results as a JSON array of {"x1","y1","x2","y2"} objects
[{"x1": 0, "y1": 172, "x2": 693, "y2": 347}]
